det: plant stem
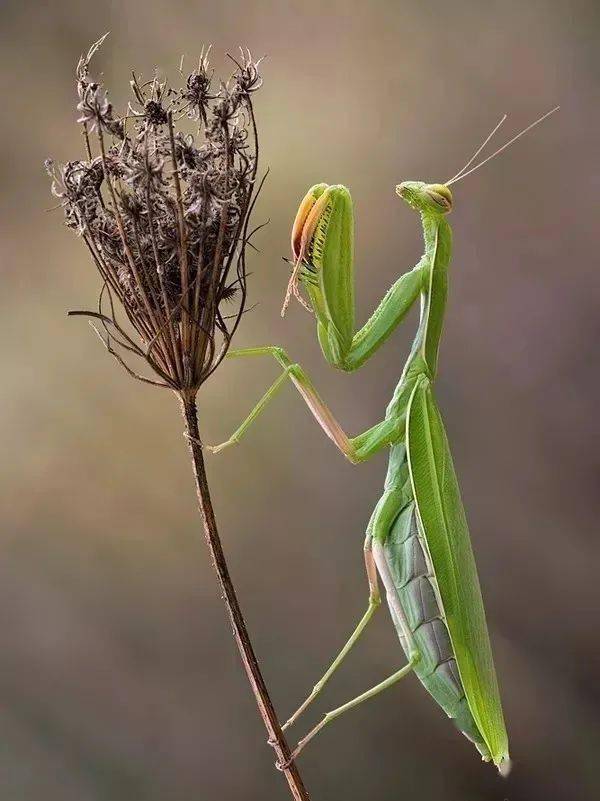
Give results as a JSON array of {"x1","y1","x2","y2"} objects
[{"x1": 180, "y1": 396, "x2": 311, "y2": 801}]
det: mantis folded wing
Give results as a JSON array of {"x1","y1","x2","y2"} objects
[{"x1": 406, "y1": 377, "x2": 508, "y2": 763}]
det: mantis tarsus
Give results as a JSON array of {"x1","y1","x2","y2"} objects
[{"x1": 208, "y1": 108, "x2": 558, "y2": 773}]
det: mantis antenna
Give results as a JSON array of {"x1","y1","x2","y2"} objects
[
  {"x1": 446, "y1": 106, "x2": 560, "y2": 186},
  {"x1": 445, "y1": 113, "x2": 507, "y2": 184}
]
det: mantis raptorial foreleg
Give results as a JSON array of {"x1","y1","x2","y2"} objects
[{"x1": 207, "y1": 346, "x2": 405, "y2": 463}]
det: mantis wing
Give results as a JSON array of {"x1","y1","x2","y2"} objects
[{"x1": 406, "y1": 378, "x2": 509, "y2": 769}]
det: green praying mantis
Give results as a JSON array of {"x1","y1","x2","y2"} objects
[{"x1": 207, "y1": 107, "x2": 558, "y2": 773}]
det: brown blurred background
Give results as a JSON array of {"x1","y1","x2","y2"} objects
[{"x1": 1, "y1": 1, "x2": 599, "y2": 799}]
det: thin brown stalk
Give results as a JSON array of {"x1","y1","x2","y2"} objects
[{"x1": 180, "y1": 396, "x2": 311, "y2": 801}]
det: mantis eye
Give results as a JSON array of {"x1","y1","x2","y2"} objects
[{"x1": 425, "y1": 184, "x2": 453, "y2": 212}]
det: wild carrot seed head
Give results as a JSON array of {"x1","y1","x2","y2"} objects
[{"x1": 46, "y1": 36, "x2": 264, "y2": 395}]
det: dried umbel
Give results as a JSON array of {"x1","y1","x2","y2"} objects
[{"x1": 46, "y1": 36, "x2": 263, "y2": 396}]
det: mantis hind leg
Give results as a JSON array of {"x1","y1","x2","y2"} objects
[
  {"x1": 279, "y1": 492, "x2": 421, "y2": 763},
  {"x1": 279, "y1": 657, "x2": 418, "y2": 768},
  {"x1": 280, "y1": 546, "x2": 382, "y2": 732},
  {"x1": 280, "y1": 487, "x2": 407, "y2": 732}
]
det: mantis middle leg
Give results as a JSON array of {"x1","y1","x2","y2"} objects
[
  {"x1": 280, "y1": 546, "x2": 382, "y2": 733},
  {"x1": 207, "y1": 346, "x2": 406, "y2": 463}
]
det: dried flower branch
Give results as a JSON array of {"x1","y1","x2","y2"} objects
[
  {"x1": 47, "y1": 37, "x2": 310, "y2": 801},
  {"x1": 46, "y1": 35, "x2": 263, "y2": 397}
]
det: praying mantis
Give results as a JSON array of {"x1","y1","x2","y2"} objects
[{"x1": 207, "y1": 108, "x2": 558, "y2": 773}]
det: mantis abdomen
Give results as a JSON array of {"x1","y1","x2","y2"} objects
[{"x1": 380, "y1": 494, "x2": 489, "y2": 757}]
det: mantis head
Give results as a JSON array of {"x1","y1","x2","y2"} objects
[{"x1": 396, "y1": 181, "x2": 453, "y2": 214}]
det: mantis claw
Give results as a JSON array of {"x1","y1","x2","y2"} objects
[
  {"x1": 204, "y1": 440, "x2": 235, "y2": 454},
  {"x1": 275, "y1": 754, "x2": 294, "y2": 772}
]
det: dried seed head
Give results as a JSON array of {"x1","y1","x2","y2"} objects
[{"x1": 47, "y1": 36, "x2": 264, "y2": 396}]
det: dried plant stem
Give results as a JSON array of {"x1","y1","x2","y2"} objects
[{"x1": 180, "y1": 396, "x2": 311, "y2": 801}]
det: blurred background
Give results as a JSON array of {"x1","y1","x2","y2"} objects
[{"x1": 1, "y1": 1, "x2": 599, "y2": 799}]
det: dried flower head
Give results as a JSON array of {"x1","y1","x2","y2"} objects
[{"x1": 47, "y1": 35, "x2": 264, "y2": 397}]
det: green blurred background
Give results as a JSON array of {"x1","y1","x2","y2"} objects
[{"x1": 1, "y1": 1, "x2": 599, "y2": 799}]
